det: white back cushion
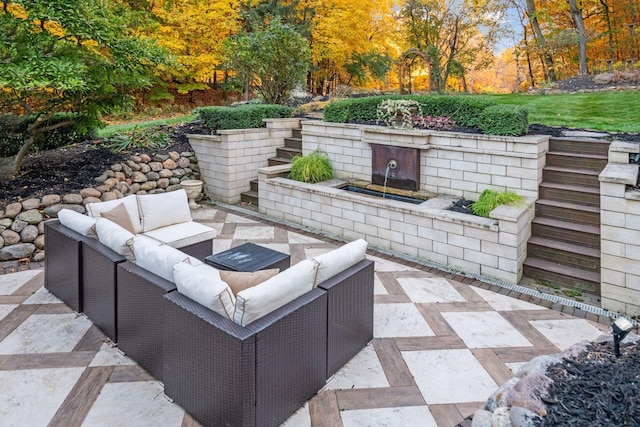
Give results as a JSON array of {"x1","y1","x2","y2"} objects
[
  {"x1": 86, "y1": 195, "x2": 142, "y2": 234},
  {"x1": 137, "y1": 190, "x2": 192, "y2": 232},
  {"x1": 233, "y1": 259, "x2": 318, "y2": 326},
  {"x1": 173, "y1": 262, "x2": 235, "y2": 319},
  {"x1": 312, "y1": 239, "x2": 368, "y2": 285},
  {"x1": 94, "y1": 218, "x2": 136, "y2": 260},
  {"x1": 57, "y1": 209, "x2": 97, "y2": 238},
  {"x1": 132, "y1": 236, "x2": 198, "y2": 283}
]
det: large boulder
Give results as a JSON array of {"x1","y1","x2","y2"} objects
[
  {"x1": 0, "y1": 243, "x2": 35, "y2": 260},
  {"x1": 594, "y1": 72, "x2": 613, "y2": 85},
  {"x1": 16, "y1": 209, "x2": 44, "y2": 225}
]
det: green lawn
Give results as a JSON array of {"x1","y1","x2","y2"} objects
[
  {"x1": 97, "y1": 114, "x2": 196, "y2": 137},
  {"x1": 480, "y1": 90, "x2": 640, "y2": 133}
]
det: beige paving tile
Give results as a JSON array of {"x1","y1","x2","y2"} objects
[
  {"x1": 340, "y1": 405, "x2": 438, "y2": 426},
  {"x1": 441, "y1": 311, "x2": 533, "y2": 348}
]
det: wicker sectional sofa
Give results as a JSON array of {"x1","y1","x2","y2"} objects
[{"x1": 44, "y1": 197, "x2": 375, "y2": 427}]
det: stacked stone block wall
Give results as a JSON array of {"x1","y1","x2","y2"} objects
[
  {"x1": 599, "y1": 141, "x2": 640, "y2": 316},
  {"x1": 0, "y1": 150, "x2": 199, "y2": 262}
]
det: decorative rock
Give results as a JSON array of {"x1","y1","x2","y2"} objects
[
  {"x1": 181, "y1": 151, "x2": 195, "y2": 158},
  {"x1": 21, "y1": 198, "x2": 41, "y2": 210},
  {"x1": 139, "y1": 154, "x2": 151, "y2": 163},
  {"x1": 44, "y1": 204, "x2": 85, "y2": 217},
  {"x1": 115, "y1": 171, "x2": 126, "y2": 181},
  {"x1": 95, "y1": 185, "x2": 111, "y2": 193},
  {"x1": 157, "y1": 178, "x2": 170, "y2": 189},
  {"x1": 37, "y1": 221, "x2": 45, "y2": 234},
  {"x1": 62, "y1": 194, "x2": 84, "y2": 204},
  {"x1": 126, "y1": 160, "x2": 141, "y2": 171},
  {"x1": 515, "y1": 355, "x2": 561, "y2": 378},
  {"x1": 138, "y1": 163, "x2": 151, "y2": 173},
  {"x1": 104, "y1": 178, "x2": 119, "y2": 188},
  {"x1": 122, "y1": 163, "x2": 133, "y2": 176},
  {"x1": 162, "y1": 159, "x2": 177, "y2": 170},
  {"x1": 16, "y1": 209, "x2": 43, "y2": 225},
  {"x1": 129, "y1": 183, "x2": 141, "y2": 194},
  {"x1": 111, "y1": 163, "x2": 123, "y2": 172},
  {"x1": 41, "y1": 194, "x2": 62, "y2": 207},
  {"x1": 168, "y1": 151, "x2": 180, "y2": 161},
  {"x1": 188, "y1": 156, "x2": 198, "y2": 164},
  {"x1": 158, "y1": 169, "x2": 173, "y2": 178},
  {"x1": 166, "y1": 184, "x2": 182, "y2": 192},
  {"x1": 0, "y1": 236, "x2": 3, "y2": 249},
  {"x1": 139, "y1": 181, "x2": 157, "y2": 191},
  {"x1": 112, "y1": 189, "x2": 124, "y2": 199},
  {"x1": 471, "y1": 409, "x2": 493, "y2": 427},
  {"x1": 169, "y1": 178, "x2": 181, "y2": 185},
  {"x1": 178, "y1": 157, "x2": 191, "y2": 168},
  {"x1": 153, "y1": 153, "x2": 169, "y2": 162},
  {"x1": 80, "y1": 187, "x2": 102, "y2": 198},
  {"x1": 148, "y1": 189, "x2": 165, "y2": 194},
  {"x1": 510, "y1": 406, "x2": 542, "y2": 427},
  {"x1": 594, "y1": 72, "x2": 613, "y2": 85},
  {"x1": 149, "y1": 162, "x2": 163, "y2": 172},
  {"x1": 83, "y1": 196, "x2": 102, "y2": 206},
  {"x1": 131, "y1": 171, "x2": 148, "y2": 183},
  {"x1": 1, "y1": 229, "x2": 21, "y2": 245},
  {"x1": 33, "y1": 251, "x2": 45, "y2": 262},
  {"x1": 136, "y1": 190, "x2": 147, "y2": 195},
  {"x1": 115, "y1": 182, "x2": 130, "y2": 194},
  {"x1": 506, "y1": 373, "x2": 552, "y2": 416},
  {"x1": 11, "y1": 220, "x2": 28, "y2": 233},
  {"x1": 104, "y1": 170, "x2": 115, "y2": 178},
  {"x1": 101, "y1": 192, "x2": 118, "y2": 202},
  {"x1": 129, "y1": 155, "x2": 142, "y2": 163},
  {"x1": 20, "y1": 225, "x2": 39, "y2": 243},
  {"x1": 172, "y1": 168, "x2": 185, "y2": 178},
  {"x1": 4, "y1": 202, "x2": 23, "y2": 218},
  {"x1": 0, "y1": 243, "x2": 36, "y2": 261},
  {"x1": 492, "y1": 407, "x2": 511, "y2": 427},
  {"x1": 95, "y1": 174, "x2": 109, "y2": 184},
  {"x1": 486, "y1": 377, "x2": 518, "y2": 412},
  {"x1": 146, "y1": 171, "x2": 160, "y2": 181},
  {"x1": 0, "y1": 218, "x2": 12, "y2": 228}
]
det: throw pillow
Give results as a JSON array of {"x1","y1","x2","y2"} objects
[
  {"x1": 137, "y1": 190, "x2": 192, "y2": 232},
  {"x1": 312, "y1": 239, "x2": 368, "y2": 286},
  {"x1": 85, "y1": 195, "x2": 142, "y2": 233},
  {"x1": 132, "y1": 236, "x2": 197, "y2": 283},
  {"x1": 173, "y1": 262, "x2": 235, "y2": 319},
  {"x1": 219, "y1": 268, "x2": 280, "y2": 296},
  {"x1": 57, "y1": 209, "x2": 97, "y2": 238},
  {"x1": 94, "y1": 218, "x2": 136, "y2": 261},
  {"x1": 100, "y1": 202, "x2": 136, "y2": 234},
  {"x1": 233, "y1": 259, "x2": 318, "y2": 327}
]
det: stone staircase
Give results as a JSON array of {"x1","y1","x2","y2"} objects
[
  {"x1": 240, "y1": 128, "x2": 302, "y2": 206},
  {"x1": 523, "y1": 137, "x2": 611, "y2": 294}
]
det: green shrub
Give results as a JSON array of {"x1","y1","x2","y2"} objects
[
  {"x1": 471, "y1": 189, "x2": 525, "y2": 217},
  {"x1": 323, "y1": 95, "x2": 496, "y2": 127},
  {"x1": 0, "y1": 114, "x2": 97, "y2": 157},
  {"x1": 478, "y1": 105, "x2": 529, "y2": 136},
  {"x1": 103, "y1": 125, "x2": 172, "y2": 153},
  {"x1": 289, "y1": 147, "x2": 333, "y2": 183},
  {"x1": 195, "y1": 104, "x2": 292, "y2": 132}
]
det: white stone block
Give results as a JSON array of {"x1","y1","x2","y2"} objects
[
  {"x1": 433, "y1": 240, "x2": 464, "y2": 258},
  {"x1": 463, "y1": 249, "x2": 498, "y2": 268},
  {"x1": 448, "y1": 234, "x2": 480, "y2": 251}
]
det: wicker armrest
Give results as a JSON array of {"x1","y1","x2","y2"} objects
[
  {"x1": 44, "y1": 220, "x2": 93, "y2": 312},
  {"x1": 316, "y1": 258, "x2": 375, "y2": 377},
  {"x1": 81, "y1": 238, "x2": 127, "y2": 342},
  {"x1": 116, "y1": 261, "x2": 176, "y2": 381}
]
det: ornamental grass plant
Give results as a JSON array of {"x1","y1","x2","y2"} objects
[
  {"x1": 289, "y1": 147, "x2": 333, "y2": 183},
  {"x1": 471, "y1": 189, "x2": 525, "y2": 217}
]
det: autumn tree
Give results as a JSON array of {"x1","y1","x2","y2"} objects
[
  {"x1": 224, "y1": 18, "x2": 311, "y2": 104},
  {"x1": 0, "y1": 0, "x2": 167, "y2": 175}
]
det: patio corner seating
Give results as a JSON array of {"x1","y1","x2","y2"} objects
[{"x1": 44, "y1": 189, "x2": 216, "y2": 342}]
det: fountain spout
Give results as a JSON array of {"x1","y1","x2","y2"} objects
[
  {"x1": 387, "y1": 159, "x2": 398, "y2": 170},
  {"x1": 383, "y1": 159, "x2": 398, "y2": 198}
]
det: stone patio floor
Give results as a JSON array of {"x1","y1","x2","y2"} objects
[{"x1": 0, "y1": 205, "x2": 613, "y2": 426}]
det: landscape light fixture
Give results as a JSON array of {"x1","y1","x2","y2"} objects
[{"x1": 612, "y1": 317, "x2": 633, "y2": 358}]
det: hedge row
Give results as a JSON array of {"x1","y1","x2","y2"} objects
[
  {"x1": 323, "y1": 95, "x2": 529, "y2": 135},
  {"x1": 0, "y1": 114, "x2": 97, "y2": 157},
  {"x1": 196, "y1": 104, "x2": 292, "y2": 132}
]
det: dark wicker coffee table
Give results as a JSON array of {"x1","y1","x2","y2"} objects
[{"x1": 205, "y1": 242, "x2": 290, "y2": 272}]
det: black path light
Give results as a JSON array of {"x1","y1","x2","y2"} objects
[{"x1": 612, "y1": 317, "x2": 633, "y2": 358}]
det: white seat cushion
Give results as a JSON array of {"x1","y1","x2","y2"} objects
[
  {"x1": 137, "y1": 190, "x2": 192, "y2": 232},
  {"x1": 173, "y1": 262, "x2": 235, "y2": 319},
  {"x1": 312, "y1": 239, "x2": 368, "y2": 286},
  {"x1": 94, "y1": 218, "x2": 136, "y2": 261},
  {"x1": 57, "y1": 209, "x2": 97, "y2": 238},
  {"x1": 142, "y1": 221, "x2": 217, "y2": 249},
  {"x1": 233, "y1": 259, "x2": 318, "y2": 327},
  {"x1": 132, "y1": 236, "x2": 200, "y2": 283},
  {"x1": 86, "y1": 195, "x2": 142, "y2": 234}
]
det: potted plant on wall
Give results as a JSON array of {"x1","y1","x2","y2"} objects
[
  {"x1": 289, "y1": 147, "x2": 333, "y2": 183},
  {"x1": 376, "y1": 99, "x2": 421, "y2": 130}
]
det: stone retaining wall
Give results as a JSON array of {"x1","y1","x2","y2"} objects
[{"x1": 0, "y1": 150, "x2": 199, "y2": 262}]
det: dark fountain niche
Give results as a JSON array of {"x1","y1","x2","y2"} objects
[{"x1": 371, "y1": 144, "x2": 420, "y2": 192}]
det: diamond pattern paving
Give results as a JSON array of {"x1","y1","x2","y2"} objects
[{"x1": 0, "y1": 205, "x2": 611, "y2": 426}]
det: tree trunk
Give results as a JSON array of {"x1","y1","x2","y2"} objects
[
  {"x1": 568, "y1": 0, "x2": 588, "y2": 75},
  {"x1": 442, "y1": 15, "x2": 459, "y2": 93},
  {"x1": 525, "y1": 0, "x2": 556, "y2": 81},
  {"x1": 599, "y1": 0, "x2": 616, "y2": 63},
  {"x1": 523, "y1": 26, "x2": 537, "y2": 88},
  {"x1": 13, "y1": 114, "x2": 73, "y2": 174}
]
